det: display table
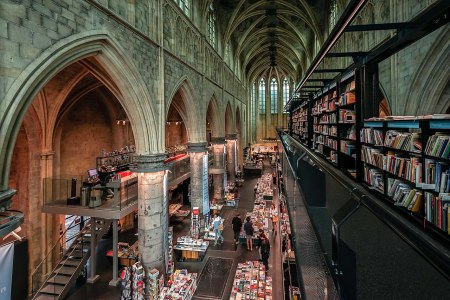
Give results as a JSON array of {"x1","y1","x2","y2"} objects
[
  {"x1": 159, "y1": 270, "x2": 197, "y2": 300},
  {"x1": 210, "y1": 204, "x2": 224, "y2": 214},
  {"x1": 225, "y1": 193, "x2": 236, "y2": 206},
  {"x1": 106, "y1": 241, "x2": 138, "y2": 267},
  {"x1": 239, "y1": 199, "x2": 269, "y2": 244},
  {"x1": 173, "y1": 236, "x2": 209, "y2": 262},
  {"x1": 230, "y1": 261, "x2": 272, "y2": 300}
]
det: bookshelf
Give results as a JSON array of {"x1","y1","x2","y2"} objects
[
  {"x1": 360, "y1": 119, "x2": 450, "y2": 236},
  {"x1": 291, "y1": 102, "x2": 309, "y2": 146},
  {"x1": 312, "y1": 84, "x2": 339, "y2": 165},
  {"x1": 337, "y1": 74, "x2": 358, "y2": 179}
]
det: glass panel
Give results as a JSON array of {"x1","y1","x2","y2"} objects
[{"x1": 259, "y1": 78, "x2": 266, "y2": 114}]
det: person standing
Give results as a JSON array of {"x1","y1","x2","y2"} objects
[
  {"x1": 270, "y1": 202, "x2": 279, "y2": 233},
  {"x1": 213, "y1": 213, "x2": 224, "y2": 246},
  {"x1": 243, "y1": 216, "x2": 254, "y2": 251},
  {"x1": 260, "y1": 233, "x2": 271, "y2": 272},
  {"x1": 231, "y1": 213, "x2": 243, "y2": 245}
]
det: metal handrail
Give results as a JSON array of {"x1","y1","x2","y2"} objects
[
  {"x1": 31, "y1": 216, "x2": 85, "y2": 297},
  {"x1": 278, "y1": 129, "x2": 450, "y2": 280}
]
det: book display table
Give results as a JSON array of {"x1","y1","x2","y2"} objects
[
  {"x1": 173, "y1": 236, "x2": 209, "y2": 262},
  {"x1": 239, "y1": 199, "x2": 269, "y2": 244},
  {"x1": 209, "y1": 204, "x2": 224, "y2": 214},
  {"x1": 159, "y1": 270, "x2": 197, "y2": 300},
  {"x1": 107, "y1": 241, "x2": 138, "y2": 267},
  {"x1": 225, "y1": 193, "x2": 237, "y2": 206},
  {"x1": 230, "y1": 261, "x2": 273, "y2": 300},
  {"x1": 254, "y1": 173, "x2": 274, "y2": 200}
]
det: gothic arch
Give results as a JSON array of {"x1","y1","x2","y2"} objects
[
  {"x1": 0, "y1": 31, "x2": 158, "y2": 189},
  {"x1": 206, "y1": 94, "x2": 222, "y2": 137},
  {"x1": 167, "y1": 77, "x2": 202, "y2": 142},
  {"x1": 405, "y1": 28, "x2": 450, "y2": 115},
  {"x1": 225, "y1": 101, "x2": 235, "y2": 135}
]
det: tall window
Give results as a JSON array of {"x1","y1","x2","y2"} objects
[
  {"x1": 283, "y1": 78, "x2": 290, "y2": 113},
  {"x1": 329, "y1": 0, "x2": 338, "y2": 31},
  {"x1": 259, "y1": 78, "x2": 266, "y2": 114},
  {"x1": 207, "y1": 4, "x2": 216, "y2": 46},
  {"x1": 177, "y1": 0, "x2": 190, "y2": 16},
  {"x1": 251, "y1": 83, "x2": 257, "y2": 140},
  {"x1": 270, "y1": 78, "x2": 278, "y2": 114},
  {"x1": 224, "y1": 43, "x2": 231, "y2": 66}
]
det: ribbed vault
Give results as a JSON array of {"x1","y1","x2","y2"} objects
[{"x1": 212, "y1": 0, "x2": 329, "y2": 83}]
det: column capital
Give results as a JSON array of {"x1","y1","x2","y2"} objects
[
  {"x1": 132, "y1": 153, "x2": 167, "y2": 173},
  {"x1": 225, "y1": 133, "x2": 237, "y2": 140},
  {"x1": 40, "y1": 150, "x2": 55, "y2": 160},
  {"x1": 186, "y1": 142, "x2": 208, "y2": 153},
  {"x1": 0, "y1": 189, "x2": 16, "y2": 211},
  {"x1": 210, "y1": 137, "x2": 226, "y2": 144}
]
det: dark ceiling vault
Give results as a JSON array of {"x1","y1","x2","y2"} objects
[{"x1": 212, "y1": 0, "x2": 330, "y2": 82}]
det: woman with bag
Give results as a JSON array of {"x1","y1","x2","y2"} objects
[{"x1": 244, "y1": 216, "x2": 254, "y2": 251}]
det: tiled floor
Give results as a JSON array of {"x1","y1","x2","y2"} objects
[{"x1": 66, "y1": 160, "x2": 284, "y2": 299}]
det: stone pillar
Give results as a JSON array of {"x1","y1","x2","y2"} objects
[
  {"x1": 210, "y1": 137, "x2": 226, "y2": 201},
  {"x1": 226, "y1": 133, "x2": 237, "y2": 182},
  {"x1": 133, "y1": 154, "x2": 168, "y2": 278},
  {"x1": 187, "y1": 142, "x2": 209, "y2": 219}
]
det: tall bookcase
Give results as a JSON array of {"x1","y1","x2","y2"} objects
[
  {"x1": 291, "y1": 102, "x2": 309, "y2": 147},
  {"x1": 288, "y1": 68, "x2": 450, "y2": 239},
  {"x1": 361, "y1": 119, "x2": 450, "y2": 237}
]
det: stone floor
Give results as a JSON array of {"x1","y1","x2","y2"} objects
[{"x1": 66, "y1": 159, "x2": 284, "y2": 299}]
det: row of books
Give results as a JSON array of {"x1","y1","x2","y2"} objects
[
  {"x1": 363, "y1": 166, "x2": 384, "y2": 193},
  {"x1": 424, "y1": 192, "x2": 450, "y2": 234},
  {"x1": 423, "y1": 159, "x2": 450, "y2": 193},
  {"x1": 340, "y1": 140, "x2": 355, "y2": 156},
  {"x1": 313, "y1": 125, "x2": 337, "y2": 136},
  {"x1": 387, "y1": 178, "x2": 423, "y2": 212},
  {"x1": 338, "y1": 91, "x2": 356, "y2": 106},
  {"x1": 339, "y1": 109, "x2": 356, "y2": 123},
  {"x1": 361, "y1": 146, "x2": 423, "y2": 183},
  {"x1": 424, "y1": 133, "x2": 450, "y2": 159},
  {"x1": 365, "y1": 114, "x2": 450, "y2": 121},
  {"x1": 384, "y1": 130, "x2": 422, "y2": 153},
  {"x1": 341, "y1": 125, "x2": 356, "y2": 140},
  {"x1": 360, "y1": 128, "x2": 384, "y2": 145},
  {"x1": 315, "y1": 114, "x2": 337, "y2": 124}
]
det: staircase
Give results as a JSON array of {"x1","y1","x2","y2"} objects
[{"x1": 33, "y1": 219, "x2": 112, "y2": 300}]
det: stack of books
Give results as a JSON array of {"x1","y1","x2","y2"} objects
[
  {"x1": 384, "y1": 131, "x2": 422, "y2": 153},
  {"x1": 229, "y1": 261, "x2": 272, "y2": 300},
  {"x1": 425, "y1": 133, "x2": 450, "y2": 159},
  {"x1": 387, "y1": 178, "x2": 423, "y2": 212}
]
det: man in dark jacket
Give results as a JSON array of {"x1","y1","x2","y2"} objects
[
  {"x1": 260, "y1": 233, "x2": 271, "y2": 272},
  {"x1": 231, "y1": 213, "x2": 243, "y2": 245}
]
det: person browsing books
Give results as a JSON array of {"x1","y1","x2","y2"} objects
[{"x1": 231, "y1": 213, "x2": 243, "y2": 245}]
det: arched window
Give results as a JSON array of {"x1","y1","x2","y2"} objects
[
  {"x1": 329, "y1": 0, "x2": 338, "y2": 31},
  {"x1": 259, "y1": 78, "x2": 266, "y2": 114},
  {"x1": 283, "y1": 78, "x2": 290, "y2": 113},
  {"x1": 270, "y1": 78, "x2": 278, "y2": 114},
  {"x1": 251, "y1": 83, "x2": 257, "y2": 140},
  {"x1": 224, "y1": 43, "x2": 231, "y2": 66},
  {"x1": 207, "y1": 4, "x2": 216, "y2": 47},
  {"x1": 177, "y1": 0, "x2": 190, "y2": 17}
]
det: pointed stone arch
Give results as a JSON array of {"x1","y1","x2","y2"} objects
[
  {"x1": 167, "y1": 77, "x2": 202, "y2": 142},
  {"x1": 225, "y1": 101, "x2": 235, "y2": 135},
  {"x1": 405, "y1": 28, "x2": 450, "y2": 115},
  {"x1": 206, "y1": 94, "x2": 222, "y2": 137},
  {"x1": 0, "y1": 31, "x2": 158, "y2": 189}
]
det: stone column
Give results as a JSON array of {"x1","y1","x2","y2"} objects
[
  {"x1": 187, "y1": 142, "x2": 209, "y2": 219},
  {"x1": 226, "y1": 133, "x2": 237, "y2": 182},
  {"x1": 133, "y1": 154, "x2": 168, "y2": 278},
  {"x1": 210, "y1": 137, "x2": 226, "y2": 201}
]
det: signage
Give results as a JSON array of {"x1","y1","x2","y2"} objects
[{"x1": 0, "y1": 242, "x2": 14, "y2": 299}]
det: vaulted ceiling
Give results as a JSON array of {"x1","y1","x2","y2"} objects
[{"x1": 210, "y1": 0, "x2": 330, "y2": 83}]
